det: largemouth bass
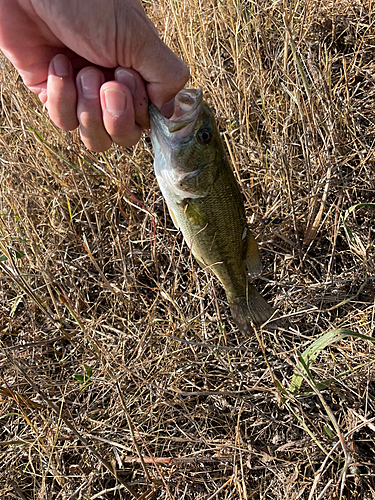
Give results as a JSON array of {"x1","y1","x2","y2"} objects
[{"x1": 149, "y1": 89, "x2": 273, "y2": 334}]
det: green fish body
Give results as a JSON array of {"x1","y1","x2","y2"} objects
[{"x1": 150, "y1": 89, "x2": 273, "y2": 333}]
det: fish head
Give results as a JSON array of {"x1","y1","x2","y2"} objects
[{"x1": 150, "y1": 89, "x2": 223, "y2": 199}]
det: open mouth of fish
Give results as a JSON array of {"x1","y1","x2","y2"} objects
[{"x1": 149, "y1": 89, "x2": 203, "y2": 139}]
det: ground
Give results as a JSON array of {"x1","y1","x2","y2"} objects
[{"x1": 0, "y1": 0, "x2": 374, "y2": 499}]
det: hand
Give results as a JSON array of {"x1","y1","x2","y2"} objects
[{"x1": 0, "y1": 0, "x2": 189, "y2": 151}]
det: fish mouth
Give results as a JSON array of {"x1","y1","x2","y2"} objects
[{"x1": 149, "y1": 89, "x2": 203, "y2": 139}]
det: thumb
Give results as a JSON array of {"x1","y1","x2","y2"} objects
[
  {"x1": 128, "y1": 20, "x2": 190, "y2": 109},
  {"x1": 146, "y1": 44, "x2": 190, "y2": 109}
]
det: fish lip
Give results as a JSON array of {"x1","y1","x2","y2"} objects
[{"x1": 149, "y1": 89, "x2": 203, "y2": 138}]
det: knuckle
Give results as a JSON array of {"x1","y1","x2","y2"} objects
[{"x1": 78, "y1": 110, "x2": 103, "y2": 130}]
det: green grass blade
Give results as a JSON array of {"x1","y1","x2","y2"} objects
[{"x1": 289, "y1": 328, "x2": 375, "y2": 395}]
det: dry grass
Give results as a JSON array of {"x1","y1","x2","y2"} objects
[{"x1": 1, "y1": 0, "x2": 375, "y2": 498}]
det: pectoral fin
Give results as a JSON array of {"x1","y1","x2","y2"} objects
[
  {"x1": 167, "y1": 204, "x2": 180, "y2": 229},
  {"x1": 245, "y1": 230, "x2": 262, "y2": 276},
  {"x1": 181, "y1": 199, "x2": 205, "y2": 226}
]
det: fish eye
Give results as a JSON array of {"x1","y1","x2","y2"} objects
[{"x1": 197, "y1": 128, "x2": 212, "y2": 144}]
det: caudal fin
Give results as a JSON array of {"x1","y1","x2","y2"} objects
[{"x1": 229, "y1": 284, "x2": 275, "y2": 335}]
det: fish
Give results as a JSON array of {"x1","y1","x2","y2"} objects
[{"x1": 149, "y1": 89, "x2": 274, "y2": 334}]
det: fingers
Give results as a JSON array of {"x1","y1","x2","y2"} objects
[
  {"x1": 76, "y1": 66, "x2": 149, "y2": 151},
  {"x1": 98, "y1": 67, "x2": 149, "y2": 148},
  {"x1": 46, "y1": 54, "x2": 79, "y2": 130},
  {"x1": 76, "y1": 67, "x2": 147, "y2": 151},
  {"x1": 76, "y1": 67, "x2": 112, "y2": 151},
  {"x1": 46, "y1": 60, "x2": 148, "y2": 152},
  {"x1": 115, "y1": 67, "x2": 149, "y2": 129},
  {"x1": 100, "y1": 81, "x2": 141, "y2": 148}
]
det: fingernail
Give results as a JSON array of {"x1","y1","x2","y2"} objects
[
  {"x1": 80, "y1": 70, "x2": 101, "y2": 99},
  {"x1": 104, "y1": 89, "x2": 127, "y2": 116},
  {"x1": 115, "y1": 69, "x2": 136, "y2": 94},
  {"x1": 53, "y1": 54, "x2": 70, "y2": 77}
]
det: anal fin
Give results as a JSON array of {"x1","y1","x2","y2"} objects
[{"x1": 245, "y1": 230, "x2": 262, "y2": 276}]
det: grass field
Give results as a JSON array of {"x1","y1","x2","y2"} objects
[{"x1": 1, "y1": 0, "x2": 375, "y2": 498}]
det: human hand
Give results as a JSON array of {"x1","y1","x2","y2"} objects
[{"x1": 0, "y1": 0, "x2": 189, "y2": 151}]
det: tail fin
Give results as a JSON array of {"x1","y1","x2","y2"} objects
[{"x1": 229, "y1": 284, "x2": 274, "y2": 335}]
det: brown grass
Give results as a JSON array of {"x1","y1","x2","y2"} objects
[{"x1": 1, "y1": 0, "x2": 375, "y2": 498}]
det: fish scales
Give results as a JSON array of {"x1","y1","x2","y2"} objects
[
  {"x1": 173, "y1": 151, "x2": 247, "y2": 300},
  {"x1": 150, "y1": 89, "x2": 274, "y2": 333}
]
